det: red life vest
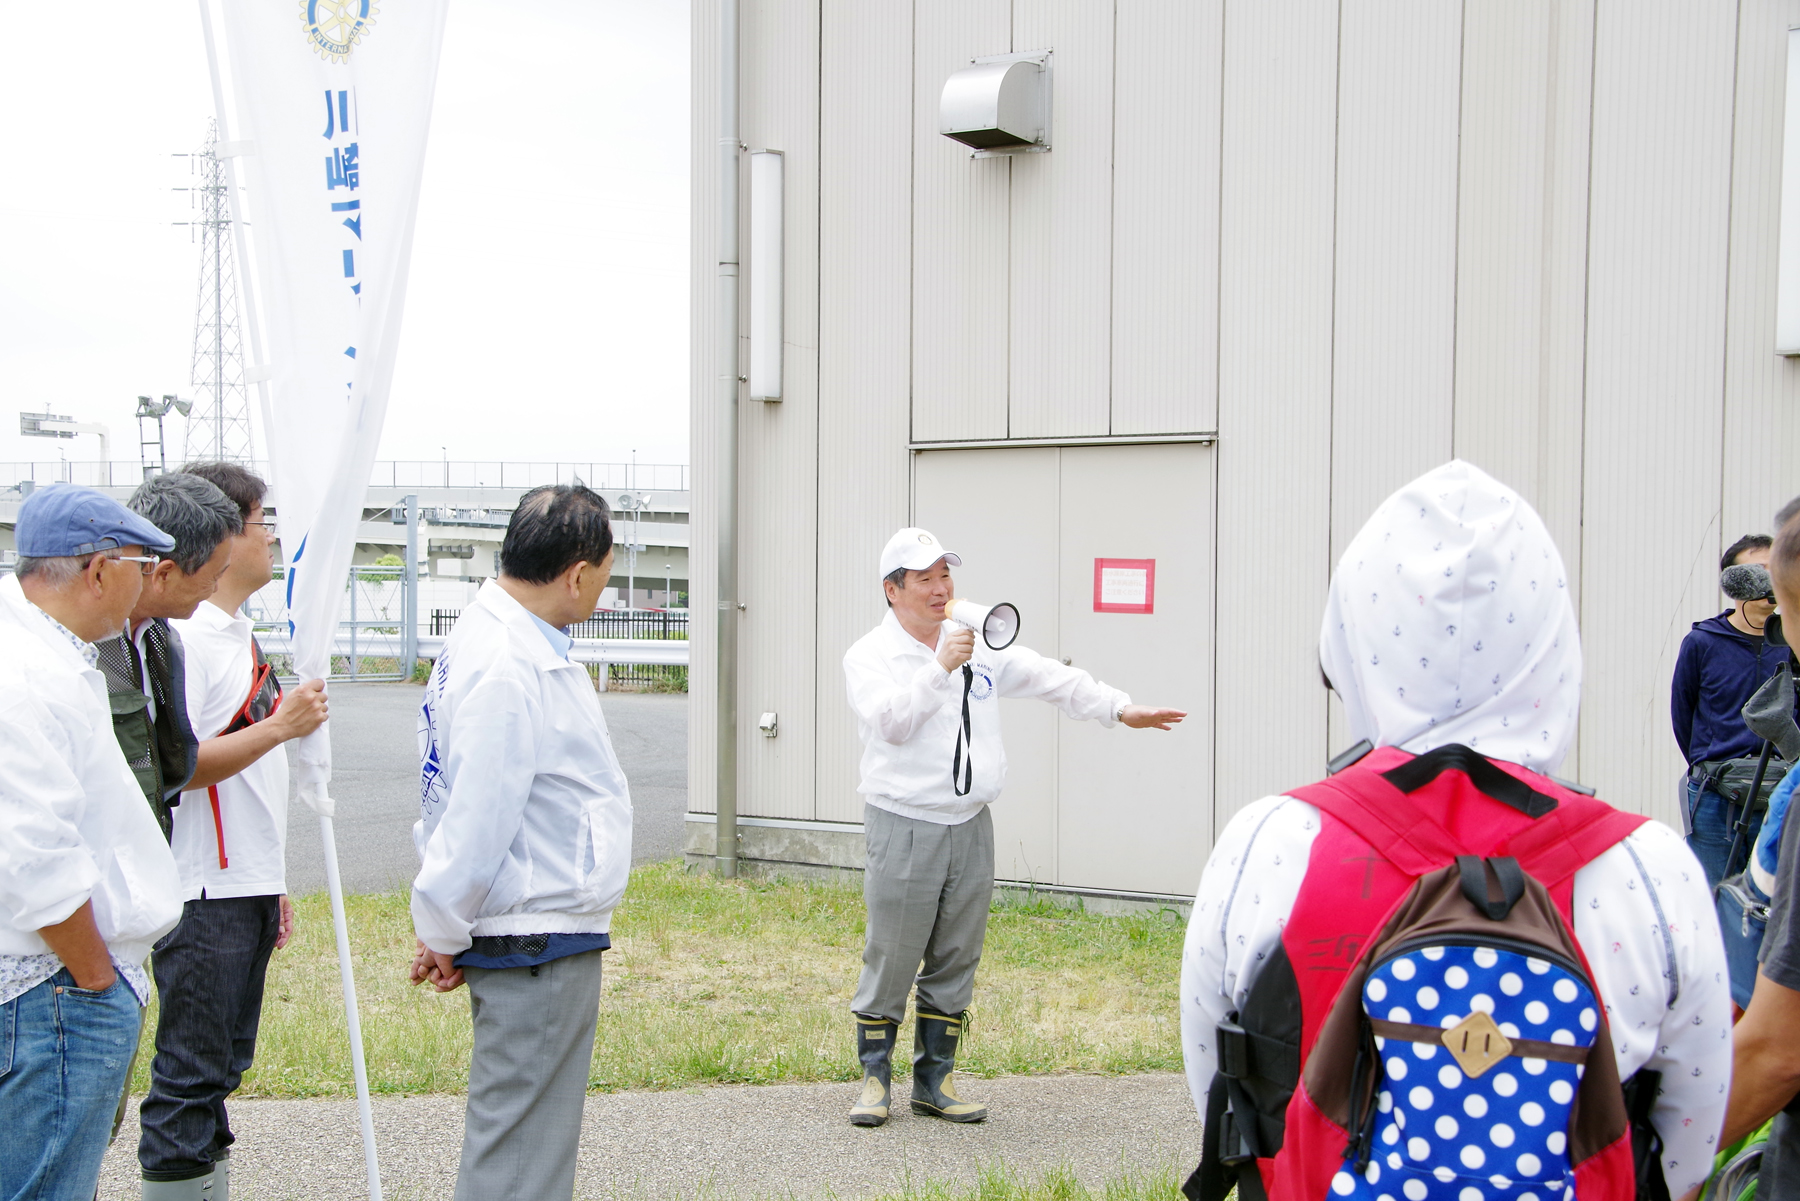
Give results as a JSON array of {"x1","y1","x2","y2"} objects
[{"x1": 1250, "y1": 746, "x2": 1647, "y2": 1201}]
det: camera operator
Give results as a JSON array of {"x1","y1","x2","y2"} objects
[
  {"x1": 839, "y1": 527, "x2": 1185, "y2": 1129},
  {"x1": 1673, "y1": 533, "x2": 1797, "y2": 885}
]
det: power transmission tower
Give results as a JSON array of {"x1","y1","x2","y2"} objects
[{"x1": 177, "y1": 120, "x2": 253, "y2": 464}]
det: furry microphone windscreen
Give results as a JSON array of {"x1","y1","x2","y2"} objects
[{"x1": 1722, "y1": 562, "x2": 1776, "y2": 601}]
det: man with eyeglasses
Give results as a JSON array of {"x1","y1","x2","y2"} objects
[
  {"x1": 0, "y1": 484, "x2": 184, "y2": 1201},
  {"x1": 95, "y1": 472, "x2": 243, "y2": 842},
  {"x1": 132, "y1": 462, "x2": 328, "y2": 1201}
]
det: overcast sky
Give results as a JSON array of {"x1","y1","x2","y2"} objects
[{"x1": 0, "y1": 0, "x2": 690, "y2": 471}]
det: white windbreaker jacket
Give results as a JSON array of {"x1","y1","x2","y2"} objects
[
  {"x1": 1179, "y1": 461, "x2": 1731, "y2": 1197},
  {"x1": 411, "y1": 580, "x2": 633, "y2": 956},
  {"x1": 843, "y1": 609, "x2": 1130, "y2": 825},
  {"x1": 0, "y1": 574, "x2": 182, "y2": 962}
]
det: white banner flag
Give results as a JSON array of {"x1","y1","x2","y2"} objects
[{"x1": 220, "y1": 0, "x2": 447, "y2": 811}]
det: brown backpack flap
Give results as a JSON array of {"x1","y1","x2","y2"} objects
[{"x1": 1301, "y1": 857, "x2": 1628, "y2": 1171}]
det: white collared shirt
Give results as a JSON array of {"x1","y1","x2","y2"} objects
[
  {"x1": 411, "y1": 580, "x2": 634, "y2": 955},
  {"x1": 169, "y1": 599, "x2": 288, "y2": 900},
  {"x1": 842, "y1": 610, "x2": 1130, "y2": 825},
  {"x1": 0, "y1": 574, "x2": 181, "y2": 1004}
]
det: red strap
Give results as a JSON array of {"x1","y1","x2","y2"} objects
[
  {"x1": 207, "y1": 784, "x2": 229, "y2": 869},
  {"x1": 1292, "y1": 746, "x2": 1645, "y2": 885}
]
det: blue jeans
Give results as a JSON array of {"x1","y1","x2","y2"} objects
[
  {"x1": 0, "y1": 969, "x2": 143, "y2": 1201},
  {"x1": 1686, "y1": 775, "x2": 1766, "y2": 889},
  {"x1": 138, "y1": 896, "x2": 280, "y2": 1182}
]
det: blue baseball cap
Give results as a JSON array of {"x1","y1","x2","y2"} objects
[{"x1": 16, "y1": 484, "x2": 176, "y2": 557}]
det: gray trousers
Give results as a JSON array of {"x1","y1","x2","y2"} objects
[
  {"x1": 851, "y1": 803, "x2": 996, "y2": 1024},
  {"x1": 455, "y1": 949, "x2": 604, "y2": 1201}
]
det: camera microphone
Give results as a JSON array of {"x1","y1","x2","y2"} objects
[{"x1": 1722, "y1": 563, "x2": 1776, "y2": 602}]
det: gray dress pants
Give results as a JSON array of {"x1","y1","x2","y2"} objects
[
  {"x1": 455, "y1": 949, "x2": 604, "y2": 1201},
  {"x1": 851, "y1": 803, "x2": 996, "y2": 1023}
]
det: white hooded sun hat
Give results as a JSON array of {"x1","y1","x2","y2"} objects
[{"x1": 1319, "y1": 459, "x2": 1581, "y2": 774}]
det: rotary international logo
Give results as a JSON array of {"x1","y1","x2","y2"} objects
[{"x1": 301, "y1": 0, "x2": 378, "y2": 63}]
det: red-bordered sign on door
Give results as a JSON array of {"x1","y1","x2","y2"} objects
[{"x1": 1093, "y1": 558, "x2": 1155, "y2": 614}]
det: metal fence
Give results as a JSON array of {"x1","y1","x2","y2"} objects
[
  {"x1": 0, "y1": 460, "x2": 688, "y2": 493},
  {"x1": 249, "y1": 565, "x2": 415, "y2": 682},
  {"x1": 429, "y1": 606, "x2": 688, "y2": 691}
]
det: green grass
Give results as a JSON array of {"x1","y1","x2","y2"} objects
[
  {"x1": 862, "y1": 1163, "x2": 1184, "y2": 1201},
  {"x1": 131, "y1": 861, "x2": 1185, "y2": 1099}
]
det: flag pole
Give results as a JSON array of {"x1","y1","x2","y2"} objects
[
  {"x1": 197, "y1": 5, "x2": 382, "y2": 1198},
  {"x1": 320, "y1": 805, "x2": 384, "y2": 1201}
]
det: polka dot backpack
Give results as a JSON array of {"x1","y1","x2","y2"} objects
[{"x1": 1313, "y1": 855, "x2": 1632, "y2": 1201}]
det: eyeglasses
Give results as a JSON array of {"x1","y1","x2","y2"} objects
[
  {"x1": 245, "y1": 520, "x2": 278, "y2": 535},
  {"x1": 108, "y1": 554, "x2": 161, "y2": 576}
]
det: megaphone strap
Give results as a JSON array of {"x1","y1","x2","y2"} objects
[{"x1": 953, "y1": 663, "x2": 974, "y2": 797}]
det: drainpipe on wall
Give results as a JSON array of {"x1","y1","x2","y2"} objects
[{"x1": 715, "y1": 0, "x2": 740, "y2": 878}]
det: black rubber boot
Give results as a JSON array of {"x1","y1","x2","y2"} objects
[
  {"x1": 910, "y1": 1010, "x2": 987, "y2": 1122},
  {"x1": 849, "y1": 1015, "x2": 897, "y2": 1127}
]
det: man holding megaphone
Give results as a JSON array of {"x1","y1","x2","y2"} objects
[{"x1": 840, "y1": 527, "x2": 1185, "y2": 1129}]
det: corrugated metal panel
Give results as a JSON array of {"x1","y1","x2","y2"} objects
[
  {"x1": 1110, "y1": 0, "x2": 1223, "y2": 436},
  {"x1": 1212, "y1": 2, "x2": 1340, "y2": 826},
  {"x1": 1533, "y1": 0, "x2": 1598, "y2": 775},
  {"x1": 1453, "y1": 3, "x2": 1597, "y2": 785},
  {"x1": 1329, "y1": 0, "x2": 1462, "y2": 560},
  {"x1": 911, "y1": 0, "x2": 1011, "y2": 441},
  {"x1": 735, "y1": 0, "x2": 820, "y2": 820},
  {"x1": 913, "y1": 448, "x2": 1062, "y2": 884},
  {"x1": 1579, "y1": 0, "x2": 1737, "y2": 827},
  {"x1": 1007, "y1": 0, "x2": 1114, "y2": 439},
  {"x1": 1057, "y1": 443, "x2": 1213, "y2": 896},
  {"x1": 1453, "y1": 1, "x2": 1552, "y2": 498},
  {"x1": 1721, "y1": 1, "x2": 1800, "y2": 542},
  {"x1": 816, "y1": 0, "x2": 916, "y2": 825},
  {"x1": 688, "y1": 0, "x2": 720, "y2": 815}
]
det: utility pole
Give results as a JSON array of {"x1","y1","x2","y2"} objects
[{"x1": 176, "y1": 121, "x2": 253, "y2": 464}]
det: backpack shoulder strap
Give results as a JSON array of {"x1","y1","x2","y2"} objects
[
  {"x1": 1496, "y1": 797, "x2": 1648, "y2": 892},
  {"x1": 1289, "y1": 747, "x2": 1468, "y2": 875},
  {"x1": 1291, "y1": 746, "x2": 1648, "y2": 887}
]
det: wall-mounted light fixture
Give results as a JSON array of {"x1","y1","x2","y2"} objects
[
  {"x1": 939, "y1": 50, "x2": 1052, "y2": 158},
  {"x1": 749, "y1": 149, "x2": 784, "y2": 399},
  {"x1": 1779, "y1": 28, "x2": 1800, "y2": 354}
]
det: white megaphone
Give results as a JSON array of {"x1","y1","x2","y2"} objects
[{"x1": 946, "y1": 597, "x2": 1021, "y2": 650}]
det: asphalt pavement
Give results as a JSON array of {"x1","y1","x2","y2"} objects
[
  {"x1": 281, "y1": 683, "x2": 688, "y2": 896},
  {"x1": 96, "y1": 1073, "x2": 1199, "y2": 1200}
]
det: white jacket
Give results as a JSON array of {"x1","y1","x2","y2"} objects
[
  {"x1": 0, "y1": 574, "x2": 182, "y2": 962},
  {"x1": 843, "y1": 610, "x2": 1129, "y2": 824},
  {"x1": 411, "y1": 580, "x2": 633, "y2": 956}
]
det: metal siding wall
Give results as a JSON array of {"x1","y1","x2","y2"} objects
[
  {"x1": 1329, "y1": 0, "x2": 1462, "y2": 561},
  {"x1": 1722, "y1": 0, "x2": 1800, "y2": 542},
  {"x1": 1580, "y1": 1, "x2": 1737, "y2": 825},
  {"x1": 1008, "y1": 1, "x2": 1114, "y2": 439},
  {"x1": 1453, "y1": 1, "x2": 1552, "y2": 498},
  {"x1": 1111, "y1": 0, "x2": 1223, "y2": 436},
  {"x1": 816, "y1": 0, "x2": 916, "y2": 825},
  {"x1": 1212, "y1": 2, "x2": 1340, "y2": 825},
  {"x1": 689, "y1": 0, "x2": 721, "y2": 815},
  {"x1": 911, "y1": 0, "x2": 1011, "y2": 441},
  {"x1": 738, "y1": 0, "x2": 821, "y2": 820},
  {"x1": 1452, "y1": 1, "x2": 1594, "y2": 730}
]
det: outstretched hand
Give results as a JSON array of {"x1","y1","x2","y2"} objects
[{"x1": 1121, "y1": 705, "x2": 1186, "y2": 730}]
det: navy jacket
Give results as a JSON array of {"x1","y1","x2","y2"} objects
[{"x1": 1671, "y1": 611, "x2": 1793, "y2": 766}]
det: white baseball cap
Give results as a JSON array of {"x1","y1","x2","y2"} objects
[{"x1": 880, "y1": 527, "x2": 962, "y2": 580}]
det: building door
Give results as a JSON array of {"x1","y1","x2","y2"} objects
[{"x1": 913, "y1": 442, "x2": 1215, "y2": 897}]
